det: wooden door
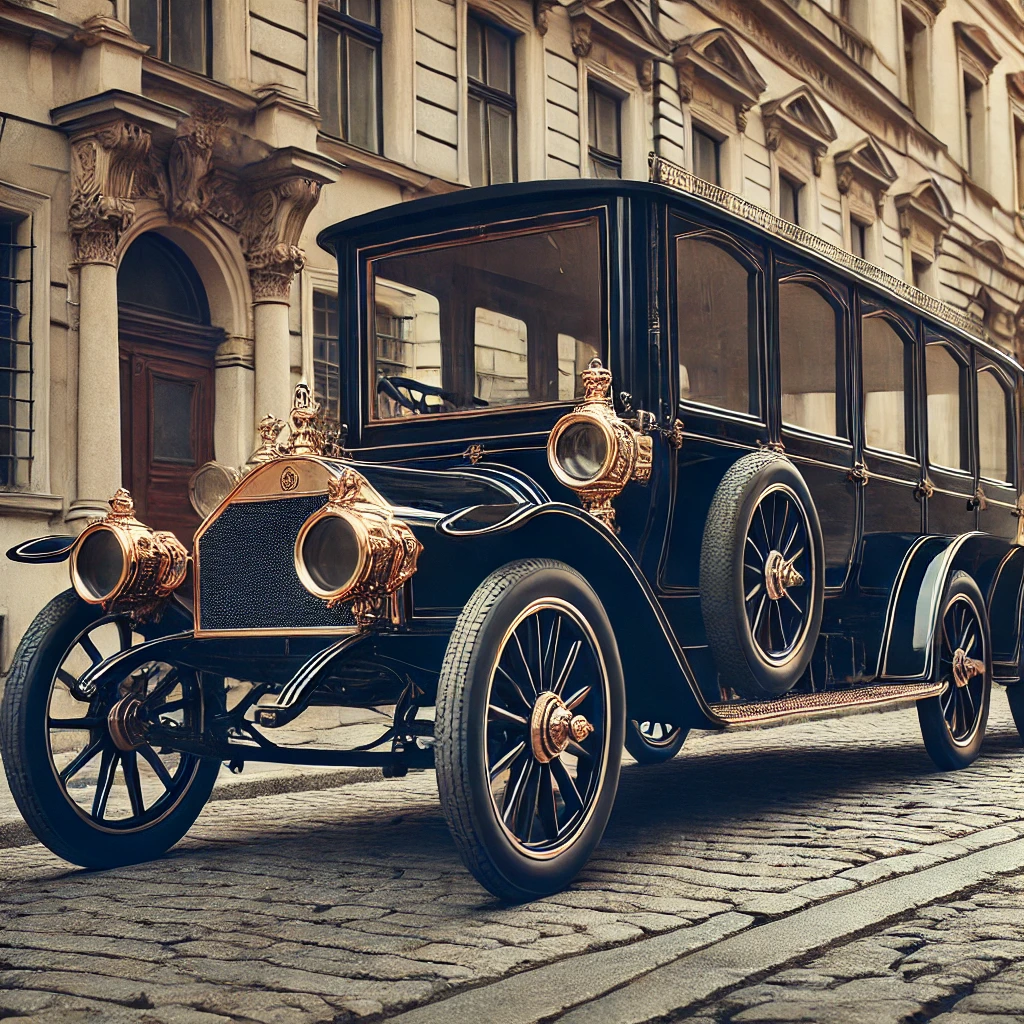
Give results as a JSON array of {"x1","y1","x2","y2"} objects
[{"x1": 119, "y1": 309, "x2": 219, "y2": 543}]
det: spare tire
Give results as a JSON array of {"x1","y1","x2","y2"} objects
[{"x1": 700, "y1": 450, "x2": 824, "y2": 700}]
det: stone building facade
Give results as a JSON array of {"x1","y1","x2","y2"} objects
[{"x1": 0, "y1": 0, "x2": 1023, "y2": 662}]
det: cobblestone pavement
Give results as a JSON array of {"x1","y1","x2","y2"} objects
[{"x1": 1, "y1": 700, "x2": 1023, "y2": 1023}]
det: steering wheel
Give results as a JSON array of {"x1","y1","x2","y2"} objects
[{"x1": 377, "y1": 376, "x2": 489, "y2": 415}]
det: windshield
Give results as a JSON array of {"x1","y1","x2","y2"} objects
[{"x1": 368, "y1": 217, "x2": 604, "y2": 420}]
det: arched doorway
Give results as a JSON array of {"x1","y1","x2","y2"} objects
[{"x1": 117, "y1": 233, "x2": 224, "y2": 541}]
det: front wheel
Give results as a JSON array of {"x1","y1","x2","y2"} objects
[
  {"x1": 917, "y1": 572, "x2": 991, "y2": 771},
  {"x1": 0, "y1": 590, "x2": 220, "y2": 868},
  {"x1": 435, "y1": 560, "x2": 625, "y2": 902}
]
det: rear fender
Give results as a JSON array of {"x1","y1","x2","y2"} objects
[
  {"x1": 876, "y1": 532, "x2": 1010, "y2": 680},
  {"x1": 434, "y1": 502, "x2": 714, "y2": 728}
]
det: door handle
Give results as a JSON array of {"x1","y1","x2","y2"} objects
[
  {"x1": 967, "y1": 486, "x2": 987, "y2": 511},
  {"x1": 913, "y1": 478, "x2": 935, "y2": 501},
  {"x1": 847, "y1": 460, "x2": 869, "y2": 486}
]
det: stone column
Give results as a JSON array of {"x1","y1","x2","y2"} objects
[
  {"x1": 66, "y1": 122, "x2": 151, "y2": 524},
  {"x1": 240, "y1": 175, "x2": 322, "y2": 437}
]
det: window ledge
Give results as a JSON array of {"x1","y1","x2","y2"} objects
[
  {"x1": 0, "y1": 492, "x2": 64, "y2": 517},
  {"x1": 141, "y1": 58, "x2": 259, "y2": 117},
  {"x1": 316, "y1": 134, "x2": 464, "y2": 196}
]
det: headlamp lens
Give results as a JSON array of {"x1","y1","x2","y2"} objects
[{"x1": 554, "y1": 420, "x2": 609, "y2": 483}]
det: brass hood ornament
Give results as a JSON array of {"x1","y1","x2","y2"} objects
[{"x1": 546, "y1": 358, "x2": 653, "y2": 531}]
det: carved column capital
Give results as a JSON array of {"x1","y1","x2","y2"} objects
[
  {"x1": 69, "y1": 121, "x2": 152, "y2": 265},
  {"x1": 241, "y1": 176, "x2": 322, "y2": 302}
]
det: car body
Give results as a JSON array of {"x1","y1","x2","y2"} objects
[{"x1": 6, "y1": 157, "x2": 1024, "y2": 900}]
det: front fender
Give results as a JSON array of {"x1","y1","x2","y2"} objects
[
  {"x1": 877, "y1": 532, "x2": 1011, "y2": 680},
  {"x1": 7, "y1": 535, "x2": 77, "y2": 564},
  {"x1": 428, "y1": 502, "x2": 715, "y2": 728}
]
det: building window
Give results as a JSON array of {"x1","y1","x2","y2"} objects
[
  {"x1": 0, "y1": 217, "x2": 31, "y2": 489},
  {"x1": 129, "y1": 0, "x2": 212, "y2": 75},
  {"x1": 901, "y1": 8, "x2": 927, "y2": 116},
  {"x1": 850, "y1": 217, "x2": 868, "y2": 259},
  {"x1": 963, "y1": 72, "x2": 984, "y2": 179},
  {"x1": 779, "y1": 174, "x2": 803, "y2": 226},
  {"x1": 313, "y1": 290, "x2": 341, "y2": 424},
  {"x1": 1014, "y1": 115, "x2": 1024, "y2": 212},
  {"x1": 588, "y1": 83, "x2": 622, "y2": 179},
  {"x1": 467, "y1": 15, "x2": 516, "y2": 187},
  {"x1": 318, "y1": 0, "x2": 382, "y2": 154},
  {"x1": 692, "y1": 125, "x2": 721, "y2": 185}
]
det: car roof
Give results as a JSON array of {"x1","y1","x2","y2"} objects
[{"x1": 317, "y1": 173, "x2": 1022, "y2": 374}]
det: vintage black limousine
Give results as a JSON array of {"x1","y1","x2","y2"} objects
[{"x1": 5, "y1": 157, "x2": 1024, "y2": 901}]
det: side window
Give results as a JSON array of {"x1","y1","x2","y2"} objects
[
  {"x1": 675, "y1": 235, "x2": 757, "y2": 416},
  {"x1": 978, "y1": 367, "x2": 1011, "y2": 483},
  {"x1": 779, "y1": 280, "x2": 842, "y2": 437},
  {"x1": 862, "y1": 314, "x2": 912, "y2": 456},
  {"x1": 926, "y1": 343, "x2": 967, "y2": 471}
]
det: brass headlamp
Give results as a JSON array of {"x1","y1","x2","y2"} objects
[
  {"x1": 295, "y1": 468, "x2": 423, "y2": 628},
  {"x1": 547, "y1": 358, "x2": 653, "y2": 531},
  {"x1": 70, "y1": 489, "x2": 188, "y2": 621}
]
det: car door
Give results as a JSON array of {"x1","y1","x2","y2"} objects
[
  {"x1": 975, "y1": 356, "x2": 1018, "y2": 543},
  {"x1": 857, "y1": 300, "x2": 923, "y2": 539},
  {"x1": 660, "y1": 216, "x2": 768, "y2": 605},
  {"x1": 922, "y1": 333, "x2": 976, "y2": 536},
  {"x1": 774, "y1": 261, "x2": 857, "y2": 591}
]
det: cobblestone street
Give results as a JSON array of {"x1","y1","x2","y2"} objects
[{"x1": 2, "y1": 700, "x2": 1024, "y2": 1024}]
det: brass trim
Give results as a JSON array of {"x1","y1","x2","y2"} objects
[
  {"x1": 530, "y1": 690, "x2": 594, "y2": 763},
  {"x1": 293, "y1": 468, "x2": 423, "y2": 628},
  {"x1": 69, "y1": 489, "x2": 188, "y2": 622},
  {"x1": 546, "y1": 358, "x2": 653, "y2": 531}
]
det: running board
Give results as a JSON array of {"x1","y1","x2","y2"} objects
[{"x1": 707, "y1": 682, "x2": 944, "y2": 730}]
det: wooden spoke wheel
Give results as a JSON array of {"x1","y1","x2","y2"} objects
[
  {"x1": 917, "y1": 572, "x2": 991, "y2": 771},
  {"x1": 0, "y1": 591, "x2": 219, "y2": 867},
  {"x1": 436, "y1": 560, "x2": 624, "y2": 902}
]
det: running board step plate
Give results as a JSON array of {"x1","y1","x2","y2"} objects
[{"x1": 709, "y1": 682, "x2": 944, "y2": 730}]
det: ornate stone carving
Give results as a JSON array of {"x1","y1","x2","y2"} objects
[
  {"x1": 69, "y1": 121, "x2": 152, "y2": 264},
  {"x1": 241, "y1": 177, "x2": 322, "y2": 301},
  {"x1": 637, "y1": 58, "x2": 654, "y2": 90},
  {"x1": 761, "y1": 87, "x2": 837, "y2": 178},
  {"x1": 534, "y1": 0, "x2": 557, "y2": 34},
  {"x1": 571, "y1": 15, "x2": 592, "y2": 57},
  {"x1": 168, "y1": 102, "x2": 229, "y2": 222}
]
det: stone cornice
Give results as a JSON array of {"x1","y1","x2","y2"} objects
[
  {"x1": 683, "y1": 0, "x2": 947, "y2": 158},
  {"x1": 51, "y1": 89, "x2": 184, "y2": 141}
]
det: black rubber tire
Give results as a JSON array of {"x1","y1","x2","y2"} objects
[
  {"x1": 435, "y1": 559, "x2": 625, "y2": 902},
  {"x1": 917, "y1": 572, "x2": 991, "y2": 771},
  {"x1": 0, "y1": 590, "x2": 219, "y2": 868},
  {"x1": 699, "y1": 450, "x2": 825, "y2": 700},
  {"x1": 624, "y1": 720, "x2": 686, "y2": 764}
]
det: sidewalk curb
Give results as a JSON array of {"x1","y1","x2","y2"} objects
[
  {"x1": 0, "y1": 766, "x2": 382, "y2": 851},
  {"x1": 384, "y1": 834, "x2": 1024, "y2": 1024}
]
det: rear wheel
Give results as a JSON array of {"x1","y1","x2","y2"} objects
[
  {"x1": 0, "y1": 590, "x2": 219, "y2": 867},
  {"x1": 625, "y1": 720, "x2": 686, "y2": 763},
  {"x1": 436, "y1": 560, "x2": 624, "y2": 902},
  {"x1": 917, "y1": 572, "x2": 991, "y2": 771}
]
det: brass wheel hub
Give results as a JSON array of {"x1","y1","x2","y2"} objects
[
  {"x1": 952, "y1": 648, "x2": 985, "y2": 689},
  {"x1": 107, "y1": 695, "x2": 148, "y2": 752},
  {"x1": 764, "y1": 549, "x2": 805, "y2": 602},
  {"x1": 530, "y1": 690, "x2": 593, "y2": 763}
]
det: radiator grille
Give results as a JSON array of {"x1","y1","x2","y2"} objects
[{"x1": 197, "y1": 493, "x2": 356, "y2": 633}]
